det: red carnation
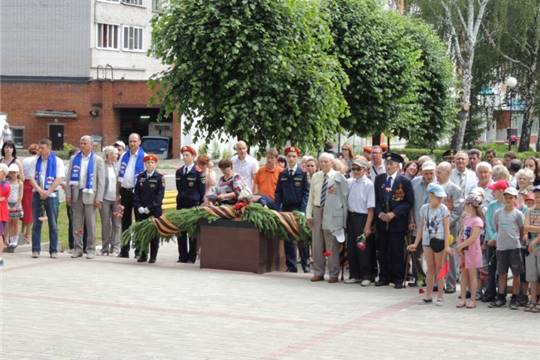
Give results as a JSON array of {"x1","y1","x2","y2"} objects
[{"x1": 323, "y1": 250, "x2": 332, "y2": 257}]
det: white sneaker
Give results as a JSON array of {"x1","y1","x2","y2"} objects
[
  {"x1": 435, "y1": 298, "x2": 444, "y2": 306},
  {"x1": 361, "y1": 280, "x2": 371, "y2": 287}
]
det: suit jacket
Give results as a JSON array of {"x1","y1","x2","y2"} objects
[
  {"x1": 67, "y1": 154, "x2": 105, "y2": 205},
  {"x1": 274, "y1": 166, "x2": 309, "y2": 212},
  {"x1": 307, "y1": 171, "x2": 349, "y2": 232},
  {"x1": 374, "y1": 172, "x2": 414, "y2": 233}
]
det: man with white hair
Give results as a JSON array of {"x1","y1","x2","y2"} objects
[
  {"x1": 232, "y1": 140, "x2": 259, "y2": 192},
  {"x1": 450, "y1": 151, "x2": 478, "y2": 197},
  {"x1": 66, "y1": 135, "x2": 105, "y2": 259},
  {"x1": 306, "y1": 152, "x2": 348, "y2": 283}
]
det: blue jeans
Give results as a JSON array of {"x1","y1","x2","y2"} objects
[{"x1": 31, "y1": 193, "x2": 59, "y2": 253}]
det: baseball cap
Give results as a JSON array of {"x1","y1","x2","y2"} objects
[
  {"x1": 503, "y1": 187, "x2": 519, "y2": 197},
  {"x1": 421, "y1": 161, "x2": 436, "y2": 171},
  {"x1": 427, "y1": 183, "x2": 447, "y2": 198},
  {"x1": 8, "y1": 164, "x2": 18, "y2": 172},
  {"x1": 351, "y1": 159, "x2": 369, "y2": 169},
  {"x1": 525, "y1": 192, "x2": 535, "y2": 202},
  {"x1": 488, "y1": 180, "x2": 509, "y2": 191}
]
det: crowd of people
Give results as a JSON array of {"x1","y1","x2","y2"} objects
[{"x1": 1, "y1": 134, "x2": 539, "y2": 312}]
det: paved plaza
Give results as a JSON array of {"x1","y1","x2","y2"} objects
[{"x1": 1, "y1": 242, "x2": 539, "y2": 360}]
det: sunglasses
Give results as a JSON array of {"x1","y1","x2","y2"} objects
[{"x1": 351, "y1": 167, "x2": 363, "y2": 172}]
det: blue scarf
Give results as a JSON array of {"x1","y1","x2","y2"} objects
[
  {"x1": 118, "y1": 148, "x2": 144, "y2": 182},
  {"x1": 69, "y1": 151, "x2": 95, "y2": 193},
  {"x1": 35, "y1": 152, "x2": 57, "y2": 191}
]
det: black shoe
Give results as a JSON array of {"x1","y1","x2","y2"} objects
[
  {"x1": 489, "y1": 296, "x2": 506, "y2": 308},
  {"x1": 509, "y1": 296, "x2": 519, "y2": 310},
  {"x1": 444, "y1": 287, "x2": 456, "y2": 294},
  {"x1": 481, "y1": 294, "x2": 495, "y2": 303},
  {"x1": 518, "y1": 294, "x2": 529, "y2": 307},
  {"x1": 137, "y1": 255, "x2": 147, "y2": 263},
  {"x1": 118, "y1": 252, "x2": 129, "y2": 258},
  {"x1": 407, "y1": 281, "x2": 418, "y2": 287},
  {"x1": 375, "y1": 281, "x2": 389, "y2": 287},
  {"x1": 286, "y1": 268, "x2": 298, "y2": 273},
  {"x1": 394, "y1": 283, "x2": 404, "y2": 289},
  {"x1": 148, "y1": 258, "x2": 156, "y2": 263},
  {"x1": 302, "y1": 266, "x2": 310, "y2": 273}
]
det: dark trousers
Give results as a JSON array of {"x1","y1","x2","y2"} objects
[
  {"x1": 409, "y1": 234, "x2": 425, "y2": 283},
  {"x1": 178, "y1": 231, "x2": 197, "y2": 263},
  {"x1": 67, "y1": 204, "x2": 87, "y2": 251},
  {"x1": 282, "y1": 204, "x2": 310, "y2": 272},
  {"x1": 346, "y1": 212, "x2": 371, "y2": 280},
  {"x1": 120, "y1": 187, "x2": 135, "y2": 257},
  {"x1": 376, "y1": 223, "x2": 406, "y2": 284},
  {"x1": 177, "y1": 202, "x2": 198, "y2": 263},
  {"x1": 135, "y1": 211, "x2": 159, "y2": 260},
  {"x1": 485, "y1": 245, "x2": 498, "y2": 297}
]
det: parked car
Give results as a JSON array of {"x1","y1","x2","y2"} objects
[{"x1": 141, "y1": 136, "x2": 172, "y2": 159}]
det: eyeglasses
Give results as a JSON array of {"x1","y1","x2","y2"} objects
[{"x1": 351, "y1": 167, "x2": 363, "y2": 172}]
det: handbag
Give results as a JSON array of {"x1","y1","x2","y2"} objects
[{"x1": 427, "y1": 207, "x2": 445, "y2": 253}]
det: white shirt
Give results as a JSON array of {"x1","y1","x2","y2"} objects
[
  {"x1": 22, "y1": 155, "x2": 37, "y2": 179},
  {"x1": 347, "y1": 175, "x2": 375, "y2": 214},
  {"x1": 450, "y1": 168, "x2": 478, "y2": 197},
  {"x1": 232, "y1": 154, "x2": 259, "y2": 191},
  {"x1": 28, "y1": 154, "x2": 65, "y2": 198},
  {"x1": 287, "y1": 164, "x2": 298, "y2": 175},
  {"x1": 386, "y1": 171, "x2": 398, "y2": 188},
  {"x1": 78, "y1": 152, "x2": 91, "y2": 189},
  {"x1": 104, "y1": 165, "x2": 117, "y2": 201},
  {"x1": 121, "y1": 150, "x2": 144, "y2": 189},
  {"x1": 369, "y1": 162, "x2": 385, "y2": 182},
  {"x1": 183, "y1": 163, "x2": 194, "y2": 174}
]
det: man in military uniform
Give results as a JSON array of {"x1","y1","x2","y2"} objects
[
  {"x1": 274, "y1": 146, "x2": 310, "y2": 272},
  {"x1": 176, "y1": 145, "x2": 206, "y2": 263},
  {"x1": 374, "y1": 152, "x2": 414, "y2": 288},
  {"x1": 133, "y1": 154, "x2": 165, "y2": 263}
]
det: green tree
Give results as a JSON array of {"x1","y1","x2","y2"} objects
[
  {"x1": 149, "y1": 0, "x2": 348, "y2": 152},
  {"x1": 324, "y1": 0, "x2": 454, "y2": 147}
]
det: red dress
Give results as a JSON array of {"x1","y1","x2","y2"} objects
[{"x1": 0, "y1": 180, "x2": 11, "y2": 222}]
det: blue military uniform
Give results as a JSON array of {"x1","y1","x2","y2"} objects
[
  {"x1": 175, "y1": 164, "x2": 206, "y2": 263},
  {"x1": 274, "y1": 165, "x2": 310, "y2": 272},
  {"x1": 133, "y1": 170, "x2": 165, "y2": 262},
  {"x1": 373, "y1": 152, "x2": 414, "y2": 288}
]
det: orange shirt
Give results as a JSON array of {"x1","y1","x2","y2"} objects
[{"x1": 254, "y1": 165, "x2": 283, "y2": 200}]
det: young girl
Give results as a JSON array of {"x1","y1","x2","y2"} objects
[
  {"x1": 408, "y1": 183, "x2": 451, "y2": 305},
  {"x1": 0, "y1": 163, "x2": 10, "y2": 265},
  {"x1": 456, "y1": 194, "x2": 484, "y2": 309},
  {"x1": 6, "y1": 163, "x2": 23, "y2": 250}
]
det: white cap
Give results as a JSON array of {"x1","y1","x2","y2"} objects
[
  {"x1": 8, "y1": 164, "x2": 19, "y2": 172},
  {"x1": 114, "y1": 140, "x2": 126, "y2": 149},
  {"x1": 504, "y1": 187, "x2": 519, "y2": 197},
  {"x1": 422, "y1": 161, "x2": 436, "y2": 171}
]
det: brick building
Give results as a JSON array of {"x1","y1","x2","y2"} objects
[{"x1": 0, "y1": 0, "x2": 180, "y2": 156}]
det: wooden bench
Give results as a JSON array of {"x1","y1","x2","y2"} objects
[{"x1": 162, "y1": 190, "x2": 177, "y2": 211}]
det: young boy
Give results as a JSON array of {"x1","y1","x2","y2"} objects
[
  {"x1": 525, "y1": 186, "x2": 540, "y2": 312},
  {"x1": 133, "y1": 154, "x2": 165, "y2": 263},
  {"x1": 483, "y1": 180, "x2": 508, "y2": 302},
  {"x1": 490, "y1": 187, "x2": 525, "y2": 309}
]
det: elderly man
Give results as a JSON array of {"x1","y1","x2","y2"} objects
[
  {"x1": 409, "y1": 161, "x2": 436, "y2": 286},
  {"x1": 344, "y1": 159, "x2": 375, "y2": 285},
  {"x1": 29, "y1": 138, "x2": 65, "y2": 258},
  {"x1": 306, "y1": 152, "x2": 348, "y2": 283},
  {"x1": 66, "y1": 135, "x2": 105, "y2": 259},
  {"x1": 369, "y1": 145, "x2": 385, "y2": 182},
  {"x1": 450, "y1": 151, "x2": 478, "y2": 197},
  {"x1": 436, "y1": 161, "x2": 464, "y2": 294},
  {"x1": 117, "y1": 133, "x2": 146, "y2": 258},
  {"x1": 232, "y1": 140, "x2": 259, "y2": 192},
  {"x1": 374, "y1": 152, "x2": 414, "y2": 288}
]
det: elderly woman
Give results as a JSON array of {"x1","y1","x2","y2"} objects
[
  {"x1": 515, "y1": 168, "x2": 535, "y2": 209},
  {"x1": 99, "y1": 146, "x2": 122, "y2": 256},
  {"x1": 306, "y1": 152, "x2": 348, "y2": 283},
  {"x1": 492, "y1": 164, "x2": 511, "y2": 182},
  {"x1": 209, "y1": 159, "x2": 242, "y2": 205}
]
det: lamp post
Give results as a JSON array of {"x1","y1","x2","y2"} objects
[{"x1": 505, "y1": 76, "x2": 517, "y2": 151}]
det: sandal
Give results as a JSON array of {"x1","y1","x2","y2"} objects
[
  {"x1": 421, "y1": 298, "x2": 433, "y2": 304},
  {"x1": 456, "y1": 300, "x2": 466, "y2": 308},
  {"x1": 466, "y1": 300, "x2": 476, "y2": 309},
  {"x1": 525, "y1": 303, "x2": 537, "y2": 312}
]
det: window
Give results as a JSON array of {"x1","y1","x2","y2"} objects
[
  {"x1": 97, "y1": 24, "x2": 119, "y2": 49},
  {"x1": 152, "y1": 0, "x2": 164, "y2": 12},
  {"x1": 122, "y1": 0, "x2": 144, "y2": 6},
  {"x1": 12, "y1": 128, "x2": 23, "y2": 148},
  {"x1": 123, "y1": 26, "x2": 144, "y2": 51}
]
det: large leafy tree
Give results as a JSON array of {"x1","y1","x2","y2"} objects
[
  {"x1": 149, "y1": 0, "x2": 348, "y2": 151},
  {"x1": 324, "y1": 0, "x2": 454, "y2": 146}
]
